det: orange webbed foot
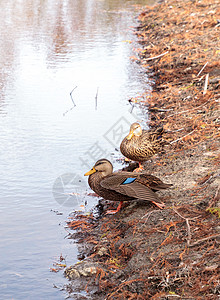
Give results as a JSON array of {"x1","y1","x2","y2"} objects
[
  {"x1": 134, "y1": 162, "x2": 144, "y2": 173},
  {"x1": 106, "y1": 201, "x2": 123, "y2": 215}
]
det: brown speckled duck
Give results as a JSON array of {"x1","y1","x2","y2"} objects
[
  {"x1": 84, "y1": 159, "x2": 172, "y2": 214},
  {"x1": 120, "y1": 122, "x2": 166, "y2": 171}
]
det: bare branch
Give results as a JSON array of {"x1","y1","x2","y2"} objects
[
  {"x1": 149, "y1": 107, "x2": 174, "y2": 112},
  {"x1": 70, "y1": 85, "x2": 77, "y2": 106},
  {"x1": 63, "y1": 86, "x2": 77, "y2": 116},
  {"x1": 143, "y1": 51, "x2": 169, "y2": 62},
  {"x1": 189, "y1": 234, "x2": 220, "y2": 248},
  {"x1": 167, "y1": 100, "x2": 210, "y2": 118},
  {"x1": 208, "y1": 186, "x2": 220, "y2": 208},
  {"x1": 170, "y1": 129, "x2": 196, "y2": 144},
  {"x1": 172, "y1": 208, "x2": 201, "y2": 247},
  {"x1": 197, "y1": 61, "x2": 208, "y2": 77},
  {"x1": 141, "y1": 209, "x2": 160, "y2": 223},
  {"x1": 203, "y1": 73, "x2": 209, "y2": 95},
  {"x1": 185, "y1": 219, "x2": 191, "y2": 247}
]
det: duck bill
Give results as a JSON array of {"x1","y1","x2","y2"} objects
[
  {"x1": 126, "y1": 130, "x2": 134, "y2": 140},
  {"x1": 84, "y1": 167, "x2": 96, "y2": 176}
]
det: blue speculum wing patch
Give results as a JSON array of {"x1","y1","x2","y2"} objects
[{"x1": 122, "y1": 177, "x2": 136, "y2": 185}]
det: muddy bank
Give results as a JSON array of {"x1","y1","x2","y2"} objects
[{"x1": 63, "y1": 0, "x2": 220, "y2": 299}]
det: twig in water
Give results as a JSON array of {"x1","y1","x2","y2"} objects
[
  {"x1": 63, "y1": 86, "x2": 77, "y2": 116},
  {"x1": 70, "y1": 85, "x2": 77, "y2": 106},
  {"x1": 143, "y1": 51, "x2": 169, "y2": 62},
  {"x1": 203, "y1": 73, "x2": 209, "y2": 95},
  {"x1": 95, "y1": 87, "x2": 99, "y2": 110},
  {"x1": 63, "y1": 106, "x2": 75, "y2": 116},
  {"x1": 130, "y1": 104, "x2": 135, "y2": 114},
  {"x1": 197, "y1": 61, "x2": 208, "y2": 77}
]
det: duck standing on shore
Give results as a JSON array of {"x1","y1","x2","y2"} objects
[
  {"x1": 84, "y1": 159, "x2": 172, "y2": 214},
  {"x1": 120, "y1": 122, "x2": 166, "y2": 171}
]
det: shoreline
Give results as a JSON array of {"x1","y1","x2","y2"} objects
[{"x1": 64, "y1": 0, "x2": 219, "y2": 298}]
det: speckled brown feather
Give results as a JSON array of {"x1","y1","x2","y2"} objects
[{"x1": 120, "y1": 128, "x2": 165, "y2": 162}]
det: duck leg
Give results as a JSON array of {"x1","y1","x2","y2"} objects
[
  {"x1": 106, "y1": 201, "x2": 123, "y2": 214},
  {"x1": 151, "y1": 201, "x2": 165, "y2": 209},
  {"x1": 134, "y1": 162, "x2": 144, "y2": 172}
]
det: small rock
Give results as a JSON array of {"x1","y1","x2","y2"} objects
[
  {"x1": 65, "y1": 261, "x2": 98, "y2": 280},
  {"x1": 97, "y1": 246, "x2": 108, "y2": 256},
  {"x1": 65, "y1": 268, "x2": 80, "y2": 279}
]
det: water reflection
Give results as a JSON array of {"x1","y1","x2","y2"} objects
[{"x1": 0, "y1": 0, "x2": 154, "y2": 298}]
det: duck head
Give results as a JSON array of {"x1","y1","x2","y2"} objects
[
  {"x1": 84, "y1": 159, "x2": 113, "y2": 177},
  {"x1": 126, "y1": 122, "x2": 142, "y2": 140}
]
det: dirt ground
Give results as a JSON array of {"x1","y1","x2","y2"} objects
[{"x1": 62, "y1": 0, "x2": 220, "y2": 299}]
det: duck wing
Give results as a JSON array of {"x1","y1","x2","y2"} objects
[
  {"x1": 107, "y1": 171, "x2": 172, "y2": 189},
  {"x1": 100, "y1": 172, "x2": 159, "y2": 202},
  {"x1": 135, "y1": 173, "x2": 173, "y2": 191}
]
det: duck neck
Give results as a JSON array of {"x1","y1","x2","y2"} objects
[{"x1": 88, "y1": 172, "x2": 103, "y2": 194}]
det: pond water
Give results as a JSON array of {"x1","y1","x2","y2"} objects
[{"x1": 0, "y1": 0, "x2": 155, "y2": 298}]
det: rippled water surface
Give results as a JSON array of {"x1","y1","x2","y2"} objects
[{"x1": 0, "y1": 0, "x2": 154, "y2": 298}]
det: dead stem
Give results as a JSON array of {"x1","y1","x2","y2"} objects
[
  {"x1": 95, "y1": 87, "x2": 99, "y2": 110},
  {"x1": 143, "y1": 50, "x2": 169, "y2": 61},
  {"x1": 70, "y1": 85, "x2": 77, "y2": 106},
  {"x1": 170, "y1": 129, "x2": 196, "y2": 145},
  {"x1": 189, "y1": 234, "x2": 220, "y2": 248},
  {"x1": 197, "y1": 61, "x2": 208, "y2": 77},
  {"x1": 203, "y1": 73, "x2": 209, "y2": 95},
  {"x1": 167, "y1": 100, "x2": 210, "y2": 118},
  {"x1": 139, "y1": 209, "x2": 161, "y2": 228},
  {"x1": 172, "y1": 208, "x2": 201, "y2": 247},
  {"x1": 63, "y1": 85, "x2": 77, "y2": 116}
]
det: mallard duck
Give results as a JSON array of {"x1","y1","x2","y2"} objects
[
  {"x1": 84, "y1": 159, "x2": 172, "y2": 214},
  {"x1": 120, "y1": 122, "x2": 166, "y2": 171}
]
